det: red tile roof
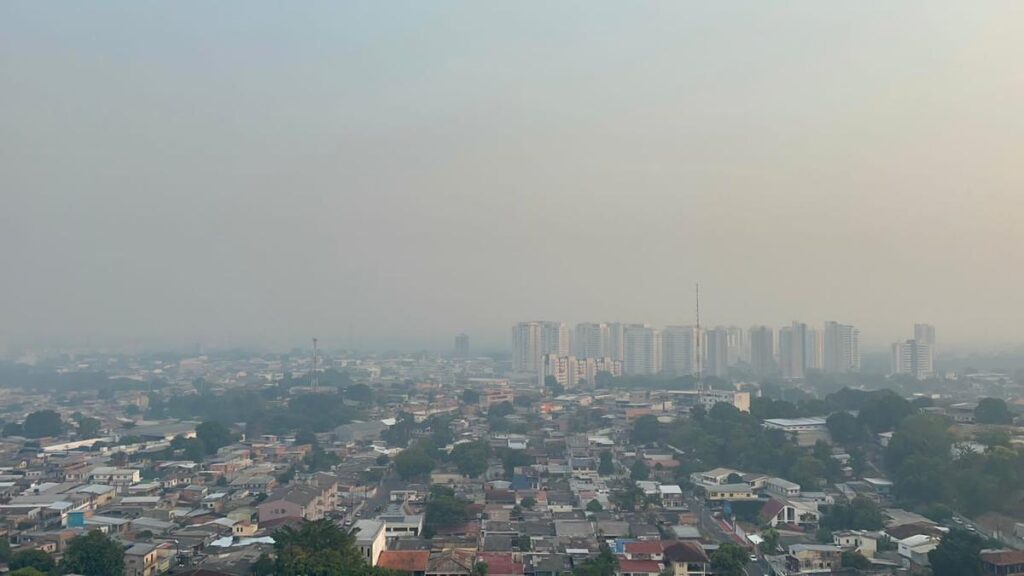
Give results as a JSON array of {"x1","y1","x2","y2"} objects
[
  {"x1": 624, "y1": 541, "x2": 665, "y2": 555},
  {"x1": 982, "y1": 550, "x2": 1024, "y2": 566},
  {"x1": 378, "y1": 550, "x2": 430, "y2": 573},
  {"x1": 476, "y1": 552, "x2": 524, "y2": 576},
  {"x1": 663, "y1": 541, "x2": 709, "y2": 564},
  {"x1": 616, "y1": 559, "x2": 662, "y2": 575}
]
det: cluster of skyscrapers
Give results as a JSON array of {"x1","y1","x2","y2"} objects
[
  {"x1": 512, "y1": 320, "x2": 869, "y2": 382},
  {"x1": 890, "y1": 323, "x2": 936, "y2": 379}
]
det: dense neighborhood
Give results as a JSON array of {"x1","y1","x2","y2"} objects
[{"x1": 0, "y1": 350, "x2": 1022, "y2": 576}]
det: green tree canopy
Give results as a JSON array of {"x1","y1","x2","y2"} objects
[
  {"x1": 61, "y1": 530, "x2": 125, "y2": 576},
  {"x1": 22, "y1": 410, "x2": 63, "y2": 438},
  {"x1": 632, "y1": 415, "x2": 661, "y2": 445},
  {"x1": 450, "y1": 441, "x2": 491, "y2": 478},
  {"x1": 196, "y1": 420, "x2": 234, "y2": 455},
  {"x1": 77, "y1": 416, "x2": 102, "y2": 439},
  {"x1": 710, "y1": 543, "x2": 749, "y2": 576},
  {"x1": 826, "y1": 411, "x2": 864, "y2": 445},
  {"x1": 975, "y1": 398, "x2": 1013, "y2": 425},
  {"x1": 598, "y1": 450, "x2": 614, "y2": 476},
  {"x1": 10, "y1": 550, "x2": 55, "y2": 574},
  {"x1": 394, "y1": 445, "x2": 436, "y2": 480},
  {"x1": 928, "y1": 529, "x2": 985, "y2": 576}
]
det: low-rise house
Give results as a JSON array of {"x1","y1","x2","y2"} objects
[
  {"x1": 378, "y1": 550, "x2": 430, "y2": 576},
  {"x1": 785, "y1": 544, "x2": 842, "y2": 574},
  {"x1": 833, "y1": 530, "x2": 879, "y2": 558},
  {"x1": 981, "y1": 549, "x2": 1024, "y2": 575},
  {"x1": 765, "y1": 477, "x2": 801, "y2": 499},
  {"x1": 124, "y1": 543, "x2": 158, "y2": 576},
  {"x1": 353, "y1": 519, "x2": 386, "y2": 566},
  {"x1": 663, "y1": 541, "x2": 709, "y2": 576},
  {"x1": 616, "y1": 559, "x2": 661, "y2": 576}
]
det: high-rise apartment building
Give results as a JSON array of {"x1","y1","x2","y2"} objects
[
  {"x1": 749, "y1": 325, "x2": 776, "y2": 377},
  {"x1": 454, "y1": 333, "x2": 470, "y2": 358},
  {"x1": 513, "y1": 321, "x2": 570, "y2": 373},
  {"x1": 623, "y1": 324, "x2": 662, "y2": 376},
  {"x1": 705, "y1": 327, "x2": 730, "y2": 378},
  {"x1": 661, "y1": 325, "x2": 700, "y2": 377},
  {"x1": 891, "y1": 340, "x2": 933, "y2": 380},
  {"x1": 914, "y1": 323, "x2": 936, "y2": 368},
  {"x1": 574, "y1": 323, "x2": 610, "y2": 359},
  {"x1": 544, "y1": 354, "x2": 623, "y2": 388},
  {"x1": 779, "y1": 322, "x2": 807, "y2": 380},
  {"x1": 805, "y1": 328, "x2": 823, "y2": 371},
  {"x1": 823, "y1": 321, "x2": 860, "y2": 373},
  {"x1": 607, "y1": 323, "x2": 626, "y2": 362},
  {"x1": 726, "y1": 326, "x2": 746, "y2": 366}
]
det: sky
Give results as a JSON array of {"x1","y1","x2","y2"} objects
[{"x1": 2, "y1": 1, "x2": 1024, "y2": 354}]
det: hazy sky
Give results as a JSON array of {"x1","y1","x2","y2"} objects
[{"x1": 3, "y1": 1, "x2": 1023, "y2": 354}]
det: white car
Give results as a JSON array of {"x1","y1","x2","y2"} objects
[{"x1": 750, "y1": 554, "x2": 758, "y2": 562}]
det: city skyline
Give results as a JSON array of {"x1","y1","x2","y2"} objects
[{"x1": 4, "y1": 2, "x2": 1024, "y2": 354}]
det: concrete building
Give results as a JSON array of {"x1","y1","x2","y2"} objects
[
  {"x1": 513, "y1": 321, "x2": 570, "y2": 374},
  {"x1": 779, "y1": 322, "x2": 807, "y2": 380},
  {"x1": 704, "y1": 327, "x2": 729, "y2": 378},
  {"x1": 823, "y1": 321, "x2": 860, "y2": 373},
  {"x1": 805, "y1": 327, "x2": 823, "y2": 371},
  {"x1": 749, "y1": 325, "x2": 775, "y2": 377},
  {"x1": 891, "y1": 340, "x2": 933, "y2": 379},
  {"x1": 354, "y1": 519, "x2": 387, "y2": 566},
  {"x1": 574, "y1": 323, "x2": 610, "y2": 359},
  {"x1": 454, "y1": 333, "x2": 470, "y2": 358},
  {"x1": 623, "y1": 324, "x2": 662, "y2": 376},
  {"x1": 607, "y1": 322, "x2": 626, "y2": 362},
  {"x1": 661, "y1": 325, "x2": 698, "y2": 377}
]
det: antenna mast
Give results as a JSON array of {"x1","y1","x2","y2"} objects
[
  {"x1": 696, "y1": 283, "x2": 702, "y2": 393},
  {"x1": 312, "y1": 337, "x2": 319, "y2": 392}
]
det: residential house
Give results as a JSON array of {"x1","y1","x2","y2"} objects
[
  {"x1": 785, "y1": 544, "x2": 842, "y2": 574},
  {"x1": 378, "y1": 550, "x2": 430, "y2": 576},
  {"x1": 663, "y1": 541, "x2": 709, "y2": 576}
]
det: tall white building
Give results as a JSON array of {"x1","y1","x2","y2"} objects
[
  {"x1": 805, "y1": 327, "x2": 823, "y2": 372},
  {"x1": 513, "y1": 321, "x2": 570, "y2": 373},
  {"x1": 915, "y1": 323, "x2": 936, "y2": 367},
  {"x1": 607, "y1": 323, "x2": 626, "y2": 362},
  {"x1": 779, "y1": 322, "x2": 807, "y2": 380},
  {"x1": 623, "y1": 324, "x2": 662, "y2": 376},
  {"x1": 823, "y1": 321, "x2": 861, "y2": 373},
  {"x1": 726, "y1": 326, "x2": 746, "y2": 366},
  {"x1": 574, "y1": 323, "x2": 610, "y2": 359},
  {"x1": 749, "y1": 325, "x2": 776, "y2": 377},
  {"x1": 544, "y1": 354, "x2": 623, "y2": 388},
  {"x1": 661, "y1": 325, "x2": 700, "y2": 377},
  {"x1": 891, "y1": 340, "x2": 933, "y2": 380},
  {"x1": 705, "y1": 327, "x2": 730, "y2": 378}
]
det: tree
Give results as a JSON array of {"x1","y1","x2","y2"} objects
[
  {"x1": 450, "y1": 440, "x2": 491, "y2": 477},
  {"x1": 841, "y1": 551, "x2": 871, "y2": 569},
  {"x1": 632, "y1": 415, "x2": 661, "y2": 445},
  {"x1": 598, "y1": 450, "x2": 615, "y2": 476},
  {"x1": 394, "y1": 446, "x2": 436, "y2": 480},
  {"x1": 521, "y1": 496, "x2": 536, "y2": 509},
  {"x1": 573, "y1": 543, "x2": 617, "y2": 576},
  {"x1": 295, "y1": 429, "x2": 318, "y2": 447},
  {"x1": 823, "y1": 496, "x2": 883, "y2": 531},
  {"x1": 826, "y1": 412, "x2": 864, "y2": 445},
  {"x1": 586, "y1": 499, "x2": 603, "y2": 512},
  {"x1": 10, "y1": 569, "x2": 48, "y2": 576},
  {"x1": 424, "y1": 486, "x2": 470, "y2": 535},
  {"x1": 975, "y1": 398, "x2": 1013, "y2": 425},
  {"x1": 196, "y1": 420, "x2": 234, "y2": 455},
  {"x1": 22, "y1": 410, "x2": 63, "y2": 438},
  {"x1": 710, "y1": 543, "x2": 749, "y2": 576},
  {"x1": 0, "y1": 538, "x2": 11, "y2": 564},
  {"x1": 857, "y1": 391, "x2": 913, "y2": 434},
  {"x1": 61, "y1": 530, "x2": 125, "y2": 576},
  {"x1": 77, "y1": 416, "x2": 102, "y2": 439},
  {"x1": 10, "y1": 550, "x2": 55, "y2": 574},
  {"x1": 759, "y1": 528, "x2": 779, "y2": 554},
  {"x1": 473, "y1": 562, "x2": 489, "y2": 576},
  {"x1": 252, "y1": 553, "x2": 275, "y2": 576},
  {"x1": 461, "y1": 389, "x2": 481, "y2": 405},
  {"x1": 272, "y1": 519, "x2": 387, "y2": 576},
  {"x1": 544, "y1": 375, "x2": 565, "y2": 397},
  {"x1": 928, "y1": 529, "x2": 985, "y2": 576},
  {"x1": 630, "y1": 459, "x2": 650, "y2": 481}
]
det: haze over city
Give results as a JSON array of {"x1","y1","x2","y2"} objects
[{"x1": 3, "y1": 1, "x2": 1024, "y2": 354}]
